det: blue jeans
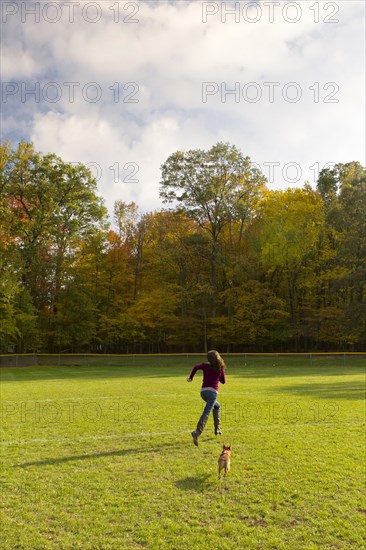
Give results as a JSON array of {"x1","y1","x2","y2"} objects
[{"x1": 198, "y1": 389, "x2": 220, "y2": 427}]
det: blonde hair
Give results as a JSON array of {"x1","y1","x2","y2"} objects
[{"x1": 207, "y1": 350, "x2": 226, "y2": 373}]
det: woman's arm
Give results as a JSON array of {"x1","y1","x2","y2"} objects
[
  {"x1": 187, "y1": 364, "x2": 202, "y2": 381},
  {"x1": 219, "y1": 368, "x2": 226, "y2": 384}
]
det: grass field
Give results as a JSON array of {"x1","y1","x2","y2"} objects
[{"x1": 1, "y1": 355, "x2": 365, "y2": 549}]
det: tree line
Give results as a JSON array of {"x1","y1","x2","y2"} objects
[{"x1": 1, "y1": 141, "x2": 365, "y2": 353}]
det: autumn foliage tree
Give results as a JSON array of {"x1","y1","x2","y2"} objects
[{"x1": 0, "y1": 141, "x2": 365, "y2": 353}]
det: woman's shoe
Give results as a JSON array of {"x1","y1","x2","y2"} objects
[{"x1": 191, "y1": 430, "x2": 199, "y2": 446}]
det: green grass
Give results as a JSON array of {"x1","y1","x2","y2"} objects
[{"x1": 1, "y1": 355, "x2": 365, "y2": 549}]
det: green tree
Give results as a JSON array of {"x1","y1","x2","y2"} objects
[
  {"x1": 211, "y1": 281, "x2": 289, "y2": 350},
  {"x1": 316, "y1": 162, "x2": 366, "y2": 348},
  {"x1": 258, "y1": 186, "x2": 324, "y2": 348},
  {"x1": 160, "y1": 142, "x2": 266, "y2": 317},
  {"x1": 0, "y1": 142, "x2": 37, "y2": 350},
  {"x1": 1, "y1": 141, "x2": 108, "y2": 351}
]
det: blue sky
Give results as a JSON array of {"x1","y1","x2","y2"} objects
[{"x1": 1, "y1": 0, "x2": 365, "y2": 215}]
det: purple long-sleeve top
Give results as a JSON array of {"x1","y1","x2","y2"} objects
[{"x1": 189, "y1": 363, "x2": 226, "y2": 392}]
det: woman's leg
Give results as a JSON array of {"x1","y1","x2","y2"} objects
[
  {"x1": 192, "y1": 390, "x2": 217, "y2": 446},
  {"x1": 213, "y1": 401, "x2": 222, "y2": 435}
]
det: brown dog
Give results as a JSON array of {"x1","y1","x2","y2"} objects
[{"x1": 218, "y1": 444, "x2": 231, "y2": 478}]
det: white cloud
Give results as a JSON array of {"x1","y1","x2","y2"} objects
[
  {"x1": 1, "y1": 46, "x2": 37, "y2": 79},
  {"x1": 2, "y1": 0, "x2": 365, "y2": 216}
]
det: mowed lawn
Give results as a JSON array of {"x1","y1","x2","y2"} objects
[{"x1": 0, "y1": 355, "x2": 365, "y2": 550}]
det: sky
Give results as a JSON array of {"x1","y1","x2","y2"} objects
[{"x1": 1, "y1": 0, "x2": 365, "y2": 217}]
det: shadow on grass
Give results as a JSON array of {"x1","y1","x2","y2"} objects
[
  {"x1": 0, "y1": 365, "x2": 192, "y2": 382},
  {"x1": 277, "y1": 380, "x2": 366, "y2": 400},
  {"x1": 2, "y1": 366, "x2": 365, "y2": 385},
  {"x1": 232, "y1": 365, "x2": 366, "y2": 379},
  {"x1": 175, "y1": 474, "x2": 212, "y2": 492},
  {"x1": 1, "y1": 356, "x2": 364, "y2": 382},
  {"x1": 15, "y1": 440, "x2": 187, "y2": 469}
]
